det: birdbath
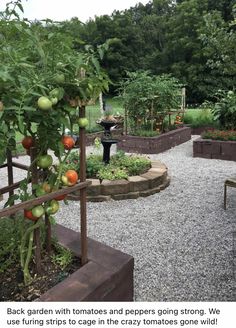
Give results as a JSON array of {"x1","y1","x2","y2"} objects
[{"x1": 97, "y1": 119, "x2": 118, "y2": 164}]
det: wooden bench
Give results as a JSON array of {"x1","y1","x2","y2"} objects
[{"x1": 224, "y1": 177, "x2": 236, "y2": 209}]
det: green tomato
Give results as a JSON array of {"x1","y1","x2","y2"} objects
[
  {"x1": 36, "y1": 187, "x2": 47, "y2": 197},
  {"x1": 54, "y1": 73, "x2": 65, "y2": 84},
  {"x1": 46, "y1": 200, "x2": 60, "y2": 215},
  {"x1": 49, "y1": 87, "x2": 64, "y2": 100},
  {"x1": 37, "y1": 154, "x2": 53, "y2": 169},
  {"x1": 78, "y1": 117, "x2": 89, "y2": 128},
  {"x1": 32, "y1": 205, "x2": 45, "y2": 218},
  {"x1": 50, "y1": 97, "x2": 58, "y2": 105},
  {"x1": 37, "y1": 96, "x2": 52, "y2": 111},
  {"x1": 61, "y1": 175, "x2": 69, "y2": 186}
]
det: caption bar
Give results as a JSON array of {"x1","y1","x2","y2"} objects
[{"x1": 1, "y1": 302, "x2": 235, "y2": 328}]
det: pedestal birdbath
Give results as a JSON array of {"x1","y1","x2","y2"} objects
[{"x1": 97, "y1": 119, "x2": 118, "y2": 164}]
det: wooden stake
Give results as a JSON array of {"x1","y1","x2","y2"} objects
[
  {"x1": 79, "y1": 106, "x2": 88, "y2": 265},
  {"x1": 30, "y1": 147, "x2": 42, "y2": 274}
]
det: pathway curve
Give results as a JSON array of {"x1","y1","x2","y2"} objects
[
  {"x1": 58, "y1": 136, "x2": 236, "y2": 301},
  {"x1": 1, "y1": 137, "x2": 235, "y2": 301}
]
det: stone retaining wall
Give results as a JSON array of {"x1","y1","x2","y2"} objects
[
  {"x1": 69, "y1": 160, "x2": 170, "y2": 202},
  {"x1": 193, "y1": 137, "x2": 236, "y2": 161},
  {"x1": 117, "y1": 127, "x2": 191, "y2": 154}
]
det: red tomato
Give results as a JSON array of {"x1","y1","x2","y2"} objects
[
  {"x1": 21, "y1": 136, "x2": 34, "y2": 149},
  {"x1": 62, "y1": 136, "x2": 75, "y2": 150},
  {"x1": 24, "y1": 209, "x2": 38, "y2": 221},
  {"x1": 65, "y1": 169, "x2": 78, "y2": 186}
]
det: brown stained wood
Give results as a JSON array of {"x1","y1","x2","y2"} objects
[
  {"x1": 30, "y1": 147, "x2": 41, "y2": 274},
  {"x1": 0, "y1": 181, "x2": 91, "y2": 218},
  {"x1": 0, "y1": 179, "x2": 29, "y2": 195},
  {"x1": 39, "y1": 224, "x2": 134, "y2": 302},
  {"x1": 12, "y1": 162, "x2": 29, "y2": 171},
  {"x1": 45, "y1": 213, "x2": 52, "y2": 253},
  {"x1": 7, "y1": 150, "x2": 14, "y2": 198},
  {"x1": 79, "y1": 106, "x2": 88, "y2": 265}
]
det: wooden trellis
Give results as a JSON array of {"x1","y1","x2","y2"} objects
[{"x1": 0, "y1": 110, "x2": 90, "y2": 272}]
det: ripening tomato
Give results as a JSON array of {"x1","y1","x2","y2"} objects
[
  {"x1": 42, "y1": 182, "x2": 52, "y2": 193},
  {"x1": 24, "y1": 209, "x2": 38, "y2": 221},
  {"x1": 61, "y1": 135, "x2": 75, "y2": 150},
  {"x1": 62, "y1": 170, "x2": 78, "y2": 186},
  {"x1": 21, "y1": 136, "x2": 34, "y2": 150}
]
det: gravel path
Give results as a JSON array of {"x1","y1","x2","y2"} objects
[{"x1": 1, "y1": 137, "x2": 236, "y2": 301}]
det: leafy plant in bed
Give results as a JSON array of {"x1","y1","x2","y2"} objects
[
  {"x1": 0, "y1": 216, "x2": 80, "y2": 301},
  {"x1": 64, "y1": 150, "x2": 151, "y2": 181}
]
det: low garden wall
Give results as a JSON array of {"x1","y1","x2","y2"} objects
[
  {"x1": 190, "y1": 126, "x2": 215, "y2": 135},
  {"x1": 117, "y1": 127, "x2": 191, "y2": 154},
  {"x1": 69, "y1": 160, "x2": 170, "y2": 202},
  {"x1": 193, "y1": 137, "x2": 236, "y2": 161},
  {"x1": 39, "y1": 224, "x2": 134, "y2": 301}
]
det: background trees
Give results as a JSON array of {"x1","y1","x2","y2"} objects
[
  {"x1": 1, "y1": 0, "x2": 235, "y2": 104},
  {"x1": 68, "y1": 0, "x2": 235, "y2": 103}
]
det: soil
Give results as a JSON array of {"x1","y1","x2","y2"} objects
[{"x1": 0, "y1": 249, "x2": 81, "y2": 301}]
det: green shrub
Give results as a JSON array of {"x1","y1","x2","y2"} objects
[
  {"x1": 97, "y1": 166, "x2": 128, "y2": 180},
  {"x1": 86, "y1": 155, "x2": 104, "y2": 178},
  {"x1": 183, "y1": 109, "x2": 216, "y2": 128},
  {"x1": 64, "y1": 150, "x2": 151, "y2": 180},
  {"x1": 110, "y1": 151, "x2": 151, "y2": 176},
  {"x1": 211, "y1": 90, "x2": 236, "y2": 130}
]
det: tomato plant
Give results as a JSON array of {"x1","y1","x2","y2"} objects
[{"x1": 0, "y1": 0, "x2": 111, "y2": 286}]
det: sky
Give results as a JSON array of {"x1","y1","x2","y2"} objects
[{"x1": 0, "y1": 0, "x2": 151, "y2": 22}]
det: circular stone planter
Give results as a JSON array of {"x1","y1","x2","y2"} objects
[{"x1": 68, "y1": 160, "x2": 170, "y2": 202}]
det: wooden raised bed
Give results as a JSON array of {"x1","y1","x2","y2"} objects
[
  {"x1": 117, "y1": 127, "x2": 191, "y2": 154},
  {"x1": 193, "y1": 137, "x2": 236, "y2": 161},
  {"x1": 39, "y1": 224, "x2": 134, "y2": 301}
]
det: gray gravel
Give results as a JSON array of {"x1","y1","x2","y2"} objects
[{"x1": 1, "y1": 137, "x2": 236, "y2": 301}]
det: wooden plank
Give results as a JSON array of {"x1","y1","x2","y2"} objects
[{"x1": 0, "y1": 181, "x2": 91, "y2": 218}]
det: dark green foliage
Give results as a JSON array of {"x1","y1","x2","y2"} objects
[
  {"x1": 118, "y1": 71, "x2": 181, "y2": 133},
  {"x1": 65, "y1": 151, "x2": 151, "y2": 180},
  {"x1": 110, "y1": 150, "x2": 151, "y2": 176},
  {"x1": 183, "y1": 108, "x2": 216, "y2": 128},
  {"x1": 0, "y1": 217, "x2": 22, "y2": 273},
  {"x1": 211, "y1": 90, "x2": 236, "y2": 130},
  {"x1": 58, "y1": 0, "x2": 235, "y2": 103}
]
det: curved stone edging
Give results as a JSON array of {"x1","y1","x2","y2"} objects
[{"x1": 68, "y1": 160, "x2": 170, "y2": 202}]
